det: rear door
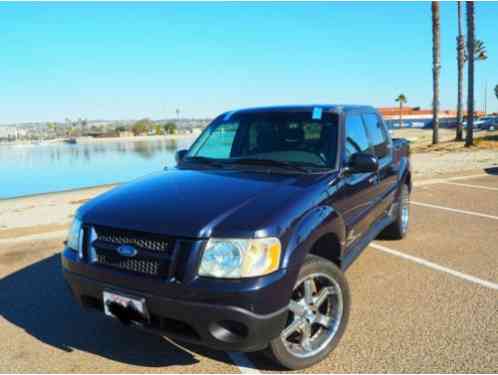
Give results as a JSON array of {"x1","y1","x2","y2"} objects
[
  {"x1": 362, "y1": 112, "x2": 398, "y2": 218},
  {"x1": 333, "y1": 112, "x2": 378, "y2": 247}
]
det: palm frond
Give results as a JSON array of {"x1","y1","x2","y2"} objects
[
  {"x1": 464, "y1": 38, "x2": 488, "y2": 62},
  {"x1": 395, "y1": 94, "x2": 407, "y2": 103}
]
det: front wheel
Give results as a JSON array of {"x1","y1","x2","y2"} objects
[{"x1": 266, "y1": 255, "x2": 350, "y2": 370}]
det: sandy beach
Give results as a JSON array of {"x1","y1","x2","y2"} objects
[{"x1": 0, "y1": 185, "x2": 114, "y2": 239}]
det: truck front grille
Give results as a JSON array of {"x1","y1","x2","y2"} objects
[
  {"x1": 95, "y1": 227, "x2": 170, "y2": 253},
  {"x1": 96, "y1": 254, "x2": 160, "y2": 276},
  {"x1": 88, "y1": 225, "x2": 175, "y2": 277}
]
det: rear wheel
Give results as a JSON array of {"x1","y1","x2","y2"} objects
[
  {"x1": 266, "y1": 255, "x2": 350, "y2": 370},
  {"x1": 381, "y1": 184, "x2": 410, "y2": 239}
]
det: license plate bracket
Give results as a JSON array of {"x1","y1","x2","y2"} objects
[{"x1": 103, "y1": 290, "x2": 150, "y2": 325}]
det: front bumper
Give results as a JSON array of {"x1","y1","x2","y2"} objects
[{"x1": 62, "y1": 250, "x2": 292, "y2": 352}]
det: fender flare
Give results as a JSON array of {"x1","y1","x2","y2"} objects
[{"x1": 281, "y1": 205, "x2": 346, "y2": 270}]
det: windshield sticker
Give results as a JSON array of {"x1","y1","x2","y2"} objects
[{"x1": 312, "y1": 107, "x2": 323, "y2": 120}]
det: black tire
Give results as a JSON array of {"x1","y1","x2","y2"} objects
[
  {"x1": 380, "y1": 183, "x2": 410, "y2": 239},
  {"x1": 265, "y1": 255, "x2": 350, "y2": 370}
]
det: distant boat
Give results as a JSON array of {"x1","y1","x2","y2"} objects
[{"x1": 64, "y1": 138, "x2": 77, "y2": 144}]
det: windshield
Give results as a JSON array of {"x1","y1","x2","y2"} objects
[{"x1": 186, "y1": 109, "x2": 339, "y2": 169}]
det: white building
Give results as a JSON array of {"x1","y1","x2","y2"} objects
[{"x1": 0, "y1": 126, "x2": 27, "y2": 140}]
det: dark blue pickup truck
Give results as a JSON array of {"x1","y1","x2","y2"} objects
[{"x1": 62, "y1": 105, "x2": 411, "y2": 369}]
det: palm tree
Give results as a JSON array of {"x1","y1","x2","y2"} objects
[
  {"x1": 495, "y1": 84, "x2": 498, "y2": 102},
  {"x1": 465, "y1": 39, "x2": 488, "y2": 62},
  {"x1": 395, "y1": 94, "x2": 408, "y2": 128},
  {"x1": 465, "y1": 1, "x2": 475, "y2": 147},
  {"x1": 455, "y1": 2, "x2": 465, "y2": 141},
  {"x1": 432, "y1": 2, "x2": 441, "y2": 145}
]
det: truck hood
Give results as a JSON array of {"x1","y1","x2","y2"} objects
[{"x1": 79, "y1": 168, "x2": 332, "y2": 238}]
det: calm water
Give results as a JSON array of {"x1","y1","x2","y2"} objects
[{"x1": 0, "y1": 137, "x2": 195, "y2": 199}]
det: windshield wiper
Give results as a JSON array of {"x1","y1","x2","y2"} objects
[{"x1": 225, "y1": 158, "x2": 311, "y2": 173}]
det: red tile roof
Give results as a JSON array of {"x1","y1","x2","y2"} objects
[{"x1": 378, "y1": 107, "x2": 484, "y2": 118}]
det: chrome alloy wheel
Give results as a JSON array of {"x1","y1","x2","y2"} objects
[
  {"x1": 280, "y1": 273, "x2": 343, "y2": 358},
  {"x1": 400, "y1": 189, "x2": 409, "y2": 233}
]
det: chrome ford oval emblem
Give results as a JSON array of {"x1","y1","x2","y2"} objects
[{"x1": 117, "y1": 244, "x2": 137, "y2": 257}]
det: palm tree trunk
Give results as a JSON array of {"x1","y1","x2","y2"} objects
[
  {"x1": 456, "y1": 2, "x2": 465, "y2": 141},
  {"x1": 465, "y1": 1, "x2": 475, "y2": 147},
  {"x1": 399, "y1": 102, "x2": 403, "y2": 128},
  {"x1": 432, "y1": 2, "x2": 440, "y2": 145}
]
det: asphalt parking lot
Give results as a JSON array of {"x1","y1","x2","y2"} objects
[{"x1": 1, "y1": 172, "x2": 497, "y2": 373}]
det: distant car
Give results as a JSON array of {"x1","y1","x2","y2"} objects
[
  {"x1": 62, "y1": 105, "x2": 411, "y2": 369},
  {"x1": 463, "y1": 119, "x2": 488, "y2": 131},
  {"x1": 479, "y1": 117, "x2": 498, "y2": 131}
]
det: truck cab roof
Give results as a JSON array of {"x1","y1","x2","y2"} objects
[{"x1": 222, "y1": 104, "x2": 379, "y2": 117}]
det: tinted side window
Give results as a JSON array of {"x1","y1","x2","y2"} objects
[
  {"x1": 345, "y1": 114, "x2": 370, "y2": 159},
  {"x1": 363, "y1": 113, "x2": 389, "y2": 158}
]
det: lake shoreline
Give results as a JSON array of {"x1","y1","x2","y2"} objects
[
  {"x1": 1, "y1": 127, "x2": 496, "y2": 230},
  {"x1": 2, "y1": 148, "x2": 497, "y2": 201},
  {"x1": 0, "y1": 182, "x2": 120, "y2": 202},
  {"x1": 1, "y1": 160, "x2": 496, "y2": 237},
  {"x1": 77, "y1": 132, "x2": 199, "y2": 144},
  {"x1": 0, "y1": 134, "x2": 197, "y2": 199},
  {"x1": 0, "y1": 132, "x2": 198, "y2": 147},
  {"x1": 2, "y1": 159, "x2": 496, "y2": 203}
]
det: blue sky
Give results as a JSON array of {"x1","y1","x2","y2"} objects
[{"x1": 1, "y1": 1, "x2": 497, "y2": 124}]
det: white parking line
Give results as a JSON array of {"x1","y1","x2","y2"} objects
[
  {"x1": 165, "y1": 329, "x2": 261, "y2": 373},
  {"x1": 411, "y1": 201, "x2": 498, "y2": 221},
  {"x1": 414, "y1": 173, "x2": 490, "y2": 187},
  {"x1": 227, "y1": 352, "x2": 260, "y2": 374},
  {"x1": 370, "y1": 243, "x2": 498, "y2": 291},
  {"x1": 442, "y1": 181, "x2": 498, "y2": 191}
]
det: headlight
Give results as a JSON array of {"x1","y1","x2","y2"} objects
[
  {"x1": 67, "y1": 217, "x2": 83, "y2": 257},
  {"x1": 198, "y1": 238, "x2": 281, "y2": 278}
]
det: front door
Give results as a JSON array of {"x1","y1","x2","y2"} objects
[{"x1": 332, "y1": 112, "x2": 378, "y2": 247}]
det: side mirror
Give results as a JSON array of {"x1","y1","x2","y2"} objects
[
  {"x1": 348, "y1": 152, "x2": 379, "y2": 173},
  {"x1": 175, "y1": 149, "x2": 188, "y2": 164}
]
